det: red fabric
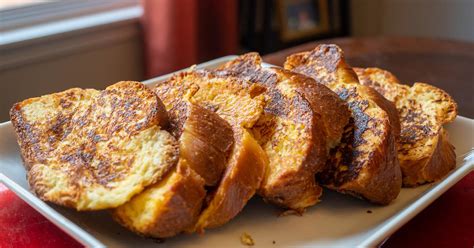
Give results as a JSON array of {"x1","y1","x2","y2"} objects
[
  {"x1": 141, "y1": 0, "x2": 238, "y2": 77},
  {"x1": 0, "y1": 172, "x2": 472, "y2": 247},
  {"x1": 384, "y1": 171, "x2": 474, "y2": 248},
  {"x1": 0, "y1": 184, "x2": 82, "y2": 248}
]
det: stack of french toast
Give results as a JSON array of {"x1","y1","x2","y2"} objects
[{"x1": 10, "y1": 44, "x2": 458, "y2": 238}]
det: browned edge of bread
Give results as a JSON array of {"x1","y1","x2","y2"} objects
[
  {"x1": 11, "y1": 81, "x2": 179, "y2": 210},
  {"x1": 113, "y1": 159, "x2": 206, "y2": 238},
  {"x1": 10, "y1": 88, "x2": 99, "y2": 170},
  {"x1": 355, "y1": 67, "x2": 458, "y2": 186},
  {"x1": 216, "y1": 53, "x2": 351, "y2": 210},
  {"x1": 113, "y1": 101, "x2": 234, "y2": 238},
  {"x1": 154, "y1": 70, "x2": 268, "y2": 232},
  {"x1": 284, "y1": 44, "x2": 402, "y2": 204}
]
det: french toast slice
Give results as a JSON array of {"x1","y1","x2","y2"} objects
[
  {"x1": 113, "y1": 101, "x2": 234, "y2": 238},
  {"x1": 154, "y1": 70, "x2": 268, "y2": 232},
  {"x1": 10, "y1": 88, "x2": 99, "y2": 170},
  {"x1": 284, "y1": 44, "x2": 402, "y2": 204},
  {"x1": 216, "y1": 53, "x2": 351, "y2": 210},
  {"x1": 355, "y1": 67, "x2": 457, "y2": 186},
  {"x1": 10, "y1": 81, "x2": 179, "y2": 210}
]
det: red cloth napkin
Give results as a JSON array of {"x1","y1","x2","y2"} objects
[
  {"x1": 1, "y1": 172, "x2": 472, "y2": 248},
  {"x1": 0, "y1": 183, "x2": 81, "y2": 248}
]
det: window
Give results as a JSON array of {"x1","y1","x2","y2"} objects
[{"x1": 0, "y1": 0, "x2": 139, "y2": 32}]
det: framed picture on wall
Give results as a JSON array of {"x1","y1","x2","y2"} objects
[{"x1": 277, "y1": 0, "x2": 330, "y2": 42}]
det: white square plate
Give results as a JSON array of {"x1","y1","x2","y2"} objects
[{"x1": 1, "y1": 56, "x2": 473, "y2": 247}]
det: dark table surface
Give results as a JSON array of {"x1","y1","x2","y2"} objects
[
  {"x1": 264, "y1": 36, "x2": 474, "y2": 248},
  {"x1": 264, "y1": 36, "x2": 474, "y2": 118}
]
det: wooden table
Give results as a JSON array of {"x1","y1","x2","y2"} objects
[
  {"x1": 264, "y1": 36, "x2": 474, "y2": 118},
  {"x1": 265, "y1": 37, "x2": 474, "y2": 248}
]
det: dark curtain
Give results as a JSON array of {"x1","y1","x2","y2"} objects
[{"x1": 141, "y1": 0, "x2": 238, "y2": 77}]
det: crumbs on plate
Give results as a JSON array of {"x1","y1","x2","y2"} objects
[{"x1": 240, "y1": 232, "x2": 254, "y2": 246}]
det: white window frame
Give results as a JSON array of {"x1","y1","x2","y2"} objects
[{"x1": 0, "y1": 0, "x2": 142, "y2": 70}]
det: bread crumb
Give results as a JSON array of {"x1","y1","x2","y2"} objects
[{"x1": 240, "y1": 232, "x2": 254, "y2": 246}]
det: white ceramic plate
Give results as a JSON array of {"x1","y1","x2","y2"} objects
[{"x1": 1, "y1": 56, "x2": 473, "y2": 248}]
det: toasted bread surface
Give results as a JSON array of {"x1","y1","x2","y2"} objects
[
  {"x1": 217, "y1": 53, "x2": 351, "y2": 210},
  {"x1": 10, "y1": 88, "x2": 99, "y2": 170},
  {"x1": 317, "y1": 83, "x2": 402, "y2": 204},
  {"x1": 284, "y1": 44, "x2": 402, "y2": 204},
  {"x1": 161, "y1": 99, "x2": 234, "y2": 186},
  {"x1": 355, "y1": 67, "x2": 457, "y2": 186},
  {"x1": 154, "y1": 70, "x2": 267, "y2": 232},
  {"x1": 11, "y1": 81, "x2": 179, "y2": 210},
  {"x1": 113, "y1": 160, "x2": 206, "y2": 238},
  {"x1": 113, "y1": 101, "x2": 233, "y2": 238}
]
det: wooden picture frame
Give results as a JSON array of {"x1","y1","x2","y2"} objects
[{"x1": 277, "y1": 0, "x2": 330, "y2": 42}]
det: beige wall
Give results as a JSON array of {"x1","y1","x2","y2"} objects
[
  {"x1": 350, "y1": 0, "x2": 474, "y2": 42},
  {"x1": 0, "y1": 31, "x2": 144, "y2": 122}
]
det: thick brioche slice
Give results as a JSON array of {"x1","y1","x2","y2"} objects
[
  {"x1": 10, "y1": 88, "x2": 99, "y2": 170},
  {"x1": 154, "y1": 71, "x2": 268, "y2": 232},
  {"x1": 355, "y1": 67, "x2": 457, "y2": 186},
  {"x1": 285, "y1": 44, "x2": 402, "y2": 204},
  {"x1": 113, "y1": 101, "x2": 233, "y2": 238},
  {"x1": 10, "y1": 81, "x2": 179, "y2": 210},
  {"x1": 217, "y1": 53, "x2": 351, "y2": 210},
  {"x1": 113, "y1": 160, "x2": 205, "y2": 238},
  {"x1": 159, "y1": 90, "x2": 235, "y2": 186}
]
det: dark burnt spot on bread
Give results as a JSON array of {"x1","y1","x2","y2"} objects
[
  {"x1": 336, "y1": 87, "x2": 371, "y2": 147},
  {"x1": 12, "y1": 82, "x2": 179, "y2": 210},
  {"x1": 306, "y1": 44, "x2": 342, "y2": 73},
  {"x1": 399, "y1": 108, "x2": 436, "y2": 145},
  {"x1": 318, "y1": 119, "x2": 368, "y2": 186},
  {"x1": 212, "y1": 53, "x2": 352, "y2": 210}
]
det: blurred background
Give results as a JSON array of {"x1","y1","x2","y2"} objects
[{"x1": 0, "y1": 0, "x2": 473, "y2": 121}]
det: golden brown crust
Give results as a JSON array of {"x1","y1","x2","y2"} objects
[
  {"x1": 284, "y1": 44, "x2": 359, "y2": 87},
  {"x1": 113, "y1": 160, "x2": 206, "y2": 238},
  {"x1": 353, "y1": 67, "x2": 405, "y2": 102},
  {"x1": 284, "y1": 70, "x2": 351, "y2": 149},
  {"x1": 360, "y1": 85, "x2": 401, "y2": 140},
  {"x1": 355, "y1": 67, "x2": 458, "y2": 186},
  {"x1": 113, "y1": 98, "x2": 234, "y2": 238},
  {"x1": 284, "y1": 44, "x2": 402, "y2": 204},
  {"x1": 173, "y1": 102, "x2": 234, "y2": 186},
  {"x1": 9, "y1": 88, "x2": 99, "y2": 170},
  {"x1": 216, "y1": 54, "x2": 351, "y2": 210},
  {"x1": 316, "y1": 83, "x2": 402, "y2": 204},
  {"x1": 154, "y1": 70, "x2": 267, "y2": 232},
  {"x1": 194, "y1": 129, "x2": 267, "y2": 231},
  {"x1": 12, "y1": 81, "x2": 179, "y2": 210},
  {"x1": 169, "y1": 99, "x2": 234, "y2": 186},
  {"x1": 401, "y1": 128, "x2": 456, "y2": 186}
]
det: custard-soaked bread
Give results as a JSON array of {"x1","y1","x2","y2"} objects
[
  {"x1": 217, "y1": 53, "x2": 350, "y2": 210},
  {"x1": 10, "y1": 81, "x2": 179, "y2": 210},
  {"x1": 10, "y1": 88, "x2": 99, "y2": 170},
  {"x1": 158, "y1": 89, "x2": 235, "y2": 186},
  {"x1": 154, "y1": 71, "x2": 268, "y2": 232},
  {"x1": 113, "y1": 160, "x2": 205, "y2": 238},
  {"x1": 355, "y1": 67, "x2": 457, "y2": 186},
  {"x1": 285, "y1": 44, "x2": 402, "y2": 204},
  {"x1": 113, "y1": 101, "x2": 233, "y2": 238}
]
